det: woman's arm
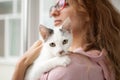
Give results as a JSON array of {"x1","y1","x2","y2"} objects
[{"x1": 12, "y1": 40, "x2": 42, "y2": 80}]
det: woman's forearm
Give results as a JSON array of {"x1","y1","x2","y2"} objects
[
  {"x1": 12, "y1": 40, "x2": 42, "y2": 80},
  {"x1": 12, "y1": 57, "x2": 28, "y2": 80}
]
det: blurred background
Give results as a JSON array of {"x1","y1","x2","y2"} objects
[{"x1": 0, "y1": 0, "x2": 120, "y2": 80}]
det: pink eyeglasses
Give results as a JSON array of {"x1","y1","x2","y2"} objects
[{"x1": 49, "y1": 0, "x2": 69, "y2": 13}]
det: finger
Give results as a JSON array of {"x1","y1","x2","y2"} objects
[
  {"x1": 32, "y1": 45, "x2": 42, "y2": 57},
  {"x1": 33, "y1": 40, "x2": 42, "y2": 47},
  {"x1": 35, "y1": 40, "x2": 42, "y2": 46},
  {"x1": 31, "y1": 40, "x2": 42, "y2": 49},
  {"x1": 25, "y1": 45, "x2": 42, "y2": 65},
  {"x1": 33, "y1": 45, "x2": 42, "y2": 53},
  {"x1": 24, "y1": 42, "x2": 42, "y2": 56}
]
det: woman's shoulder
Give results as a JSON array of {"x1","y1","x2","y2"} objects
[{"x1": 46, "y1": 52, "x2": 104, "y2": 80}]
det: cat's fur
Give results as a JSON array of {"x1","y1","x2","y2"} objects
[{"x1": 24, "y1": 18, "x2": 72, "y2": 80}]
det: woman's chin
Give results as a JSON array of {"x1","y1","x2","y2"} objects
[{"x1": 54, "y1": 23, "x2": 62, "y2": 27}]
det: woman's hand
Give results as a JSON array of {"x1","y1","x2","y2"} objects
[
  {"x1": 22, "y1": 40, "x2": 42, "y2": 67},
  {"x1": 12, "y1": 40, "x2": 42, "y2": 80}
]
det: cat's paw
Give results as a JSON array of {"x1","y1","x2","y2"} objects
[{"x1": 57, "y1": 56, "x2": 71, "y2": 67}]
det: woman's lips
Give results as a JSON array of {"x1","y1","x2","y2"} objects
[{"x1": 54, "y1": 20, "x2": 62, "y2": 26}]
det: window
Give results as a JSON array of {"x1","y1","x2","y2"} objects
[
  {"x1": 0, "y1": 0, "x2": 40, "y2": 79},
  {"x1": 0, "y1": 0, "x2": 42, "y2": 64},
  {"x1": 39, "y1": 0, "x2": 55, "y2": 28},
  {"x1": 0, "y1": 0, "x2": 26, "y2": 63},
  {"x1": 0, "y1": 0, "x2": 56, "y2": 63}
]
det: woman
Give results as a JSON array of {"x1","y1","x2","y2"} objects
[{"x1": 12, "y1": 0, "x2": 120, "y2": 80}]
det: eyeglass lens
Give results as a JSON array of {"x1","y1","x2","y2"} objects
[
  {"x1": 49, "y1": 0, "x2": 66, "y2": 16},
  {"x1": 58, "y1": 0, "x2": 65, "y2": 9}
]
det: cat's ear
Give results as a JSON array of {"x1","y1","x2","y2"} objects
[
  {"x1": 61, "y1": 17, "x2": 71, "y2": 33},
  {"x1": 39, "y1": 25, "x2": 53, "y2": 41}
]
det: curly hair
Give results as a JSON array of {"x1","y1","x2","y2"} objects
[{"x1": 69, "y1": 0, "x2": 120, "y2": 80}]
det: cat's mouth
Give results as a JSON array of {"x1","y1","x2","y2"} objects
[{"x1": 57, "y1": 51, "x2": 68, "y2": 56}]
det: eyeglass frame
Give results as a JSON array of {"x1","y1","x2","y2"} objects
[{"x1": 49, "y1": 0, "x2": 68, "y2": 14}]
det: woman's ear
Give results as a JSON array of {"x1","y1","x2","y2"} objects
[
  {"x1": 61, "y1": 17, "x2": 72, "y2": 33},
  {"x1": 39, "y1": 25, "x2": 53, "y2": 41}
]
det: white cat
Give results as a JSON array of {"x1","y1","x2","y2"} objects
[{"x1": 24, "y1": 18, "x2": 72, "y2": 80}]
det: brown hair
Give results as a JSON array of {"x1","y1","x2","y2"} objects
[{"x1": 69, "y1": 0, "x2": 120, "y2": 80}]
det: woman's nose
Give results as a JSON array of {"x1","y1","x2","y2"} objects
[{"x1": 50, "y1": 8, "x2": 60, "y2": 17}]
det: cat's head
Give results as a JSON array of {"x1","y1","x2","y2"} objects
[{"x1": 39, "y1": 18, "x2": 72, "y2": 57}]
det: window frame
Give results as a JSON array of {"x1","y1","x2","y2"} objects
[
  {"x1": 0, "y1": 0, "x2": 54, "y2": 64},
  {"x1": 0, "y1": 0, "x2": 28, "y2": 64}
]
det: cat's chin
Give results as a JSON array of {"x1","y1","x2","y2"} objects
[
  {"x1": 56, "y1": 53, "x2": 68, "y2": 57},
  {"x1": 55, "y1": 54, "x2": 64, "y2": 57}
]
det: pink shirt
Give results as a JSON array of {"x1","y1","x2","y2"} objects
[{"x1": 40, "y1": 48, "x2": 115, "y2": 80}]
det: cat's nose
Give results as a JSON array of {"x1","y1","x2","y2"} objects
[{"x1": 59, "y1": 50, "x2": 64, "y2": 55}]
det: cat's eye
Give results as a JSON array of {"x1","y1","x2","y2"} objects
[
  {"x1": 49, "y1": 42, "x2": 56, "y2": 47},
  {"x1": 62, "y1": 39, "x2": 68, "y2": 45}
]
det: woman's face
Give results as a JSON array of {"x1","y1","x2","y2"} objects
[{"x1": 50, "y1": 0, "x2": 89, "y2": 32}]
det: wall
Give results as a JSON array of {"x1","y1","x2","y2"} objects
[
  {"x1": 0, "y1": 63, "x2": 15, "y2": 80},
  {"x1": 111, "y1": 0, "x2": 120, "y2": 12}
]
